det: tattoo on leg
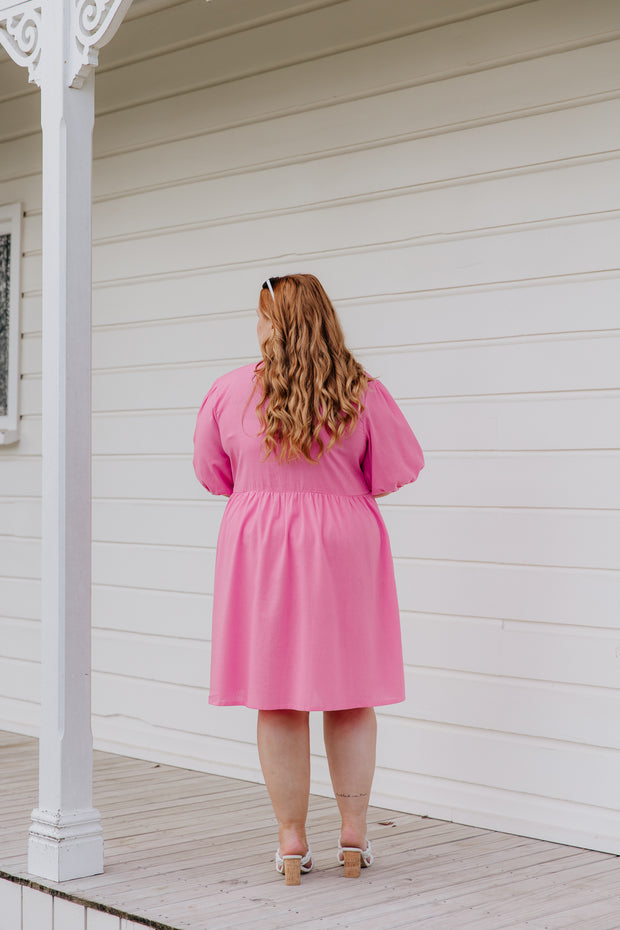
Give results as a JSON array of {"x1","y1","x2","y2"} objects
[{"x1": 335, "y1": 792, "x2": 368, "y2": 798}]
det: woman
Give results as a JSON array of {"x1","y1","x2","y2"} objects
[{"x1": 193, "y1": 274, "x2": 424, "y2": 885}]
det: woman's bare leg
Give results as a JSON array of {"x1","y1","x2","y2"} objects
[
  {"x1": 257, "y1": 709, "x2": 311, "y2": 856},
  {"x1": 323, "y1": 707, "x2": 377, "y2": 849}
]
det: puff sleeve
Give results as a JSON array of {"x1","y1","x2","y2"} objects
[
  {"x1": 193, "y1": 382, "x2": 234, "y2": 496},
  {"x1": 361, "y1": 380, "x2": 424, "y2": 495}
]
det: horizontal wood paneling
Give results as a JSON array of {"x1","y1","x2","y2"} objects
[
  {"x1": 93, "y1": 583, "x2": 211, "y2": 639},
  {"x1": 396, "y1": 451, "x2": 620, "y2": 509},
  {"x1": 1, "y1": 0, "x2": 620, "y2": 855},
  {"x1": 92, "y1": 541, "x2": 213, "y2": 595},
  {"x1": 382, "y1": 506, "x2": 620, "y2": 570},
  {"x1": 94, "y1": 629, "x2": 209, "y2": 688},
  {"x1": 0, "y1": 578, "x2": 40, "y2": 621},
  {"x1": 92, "y1": 499, "x2": 223, "y2": 548},
  {"x1": 100, "y1": 0, "x2": 620, "y2": 113},
  {"x1": 92, "y1": 670, "x2": 253, "y2": 745},
  {"x1": 87, "y1": 93, "x2": 620, "y2": 211},
  {"x1": 362, "y1": 334, "x2": 620, "y2": 397},
  {"x1": 0, "y1": 458, "x2": 41, "y2": 496},
  {"x1": 22, "y1": 152, "x2": 620, "y2": 254},
  {"x1": 379, "y1": 715, "x2": 620, "y2": 811},
  {"x1": 85, "y1": 151, "x2": 619, "y2": 246},
  {"x1": 0, "y1": 499, "x2": 40, "y2": 537},
  {"x1": 369, "y1": 757, "x2": 620, "y2": 855},
  {"x1": 93, "y1": 455, "x2": 200, "y2": 501},
  {"x1": 391, "y1": 666, "x2": 620, "y2": 749},
  {"x1": 91, "y1": 713, "x2": 261, "y2": 785},
  {"x1": 400, "y1": 392, "x2": 620, "y2": 452},
  {"x1": 0, "y1": 538, "x2": 40, "y2": 580},
  {"x1": 0, "y1": 657, "x2": 39, "y2": 702},
  {"x1": 21, "y1": 209, "x2": 620, "y2": 294},
  {"x1": 394, "y1": 559, "x2": 620, "y2": 629},
  {"x1": 91, "y1": 30, "x2": 620, "y2": 160},
  {"x1": 400, "y1": 613, "x2": 620, "y2": 689},
  {"x1": 0, "y1": 617, "x2": 40, "y2": 661}
]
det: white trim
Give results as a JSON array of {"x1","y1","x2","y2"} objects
[
  {"x1": 0, "y1": 202, "x2": 21, "y2": 446},
  {"x1": 0, "y1": 2, "x2": 42, "y2": 85}
]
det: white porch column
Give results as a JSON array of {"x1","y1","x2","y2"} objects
[
  {"x1": 27, "y1": 11, "x2": 101, "y2": 881},
  {"x1": 1, "y1": 0, "x2": 133, "y2": 883}
]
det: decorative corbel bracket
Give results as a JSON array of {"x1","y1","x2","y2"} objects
[
  {"x1": 0, "y1": 1, "x2": 43, "y2": 85},
  {"x1": 71, "y1": 0, "x2": 134, "y2": 88},
  {"x1": 0, "y1": 0, "x2": 134, "y2": 88}
]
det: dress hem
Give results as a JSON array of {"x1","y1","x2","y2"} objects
[{"x1": 208, "y1": 695, "x2": 406, "y2": 711}]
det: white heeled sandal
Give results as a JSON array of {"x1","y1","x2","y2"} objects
[
  {"x1": 337, "y1": 839, "x2": 373, "y2": 877},
  {"x1": 275, "y1": 848, "x2": 313, "y2": 885}
]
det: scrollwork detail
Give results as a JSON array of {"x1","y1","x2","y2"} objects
[
  {"x1": 76, "y1": 0, "x2": 120, "y2": 44},
  {"x1": 0, "y1": 5, "x2": 43, "y2": 86},
  {"x1": 0, "y1": 0, "x2": 132, "y2": 88},
  {"x1": 71, "y1": 0, "x2": 133, "y2": 87}
]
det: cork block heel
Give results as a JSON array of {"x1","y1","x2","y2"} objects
[
  {"x1": 283, "y1": 856, "x2": 302, "y2": 885},
  {"x1": 343, "y1": 849, "x2": 362, "y2": 878},
  {"x1": 337, "y1": 840, "x2": 373, "y2": 877},
  {"x1": 275, "y1": 848, "x2": 312, "y2": 884}
]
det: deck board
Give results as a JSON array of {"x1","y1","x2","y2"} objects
[{"x1": 1, "y1": 730, "x2": 618, "y2": 929}]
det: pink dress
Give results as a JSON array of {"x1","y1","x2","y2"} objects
[{"x1": 193, "y1": 363, "x2": 424, "y2": 711}]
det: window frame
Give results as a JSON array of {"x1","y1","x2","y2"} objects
[{"x1": 0, "y1": 202, "x2": 22, "y2": 445}]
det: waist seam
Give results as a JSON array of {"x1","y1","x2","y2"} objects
[{"x1": 230, "y1": 488, "x2": 372, "y2": 498}]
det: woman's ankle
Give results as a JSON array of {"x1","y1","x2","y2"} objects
[
  {"x1": 339, "y1": 823, "x2": 368, "y2": 850},
  {"x1": 278, "y1": 824, "x2": 309, "y2": 856}
]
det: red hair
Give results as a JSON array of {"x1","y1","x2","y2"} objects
[{"x1": 255, "y1": 274, "x2": 369, "y2": 463}]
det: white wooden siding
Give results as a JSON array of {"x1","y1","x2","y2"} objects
[{"x1": 0, "y1": 0, "x2": 619, "y2": 853}]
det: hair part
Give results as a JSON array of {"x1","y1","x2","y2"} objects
[{"x1": 255, "y1": 273, "x2": 369, "y2": 463}]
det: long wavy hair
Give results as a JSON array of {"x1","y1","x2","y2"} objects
[{"x1": 254, "y1": 274, "x2": 369, "y2": 463}]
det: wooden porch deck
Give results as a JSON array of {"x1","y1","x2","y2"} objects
[{"x1": 1, "y1": 730, "x2": 619, "y2": 930}]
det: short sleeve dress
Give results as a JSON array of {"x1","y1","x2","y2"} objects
[{"x1": 193, "y1": 363, "x2": 424, "y2": 711}]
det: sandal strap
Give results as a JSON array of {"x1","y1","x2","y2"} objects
[
  {"x1": 337, "y1": 840, "x2": 373, "y2": 867},
  {"x1": 275, "y1": 848, "x2": 313, "y2": 873}
]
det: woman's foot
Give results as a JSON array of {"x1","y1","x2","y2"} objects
[{"x1": 337, "y1": 838, "x2": 373, "y2": 876}]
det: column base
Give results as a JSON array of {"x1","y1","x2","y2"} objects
[{"x1": 28, "y1": 807, "x2": 104, "y2": 881}]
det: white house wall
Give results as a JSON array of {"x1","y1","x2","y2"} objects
[{"x1": 1, "y1": 0, "x2": 619, "y2": 853}]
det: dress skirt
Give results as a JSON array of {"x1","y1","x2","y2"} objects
[{"x1": 211, "y1": 489, "x2": 404, "y2": 710}]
